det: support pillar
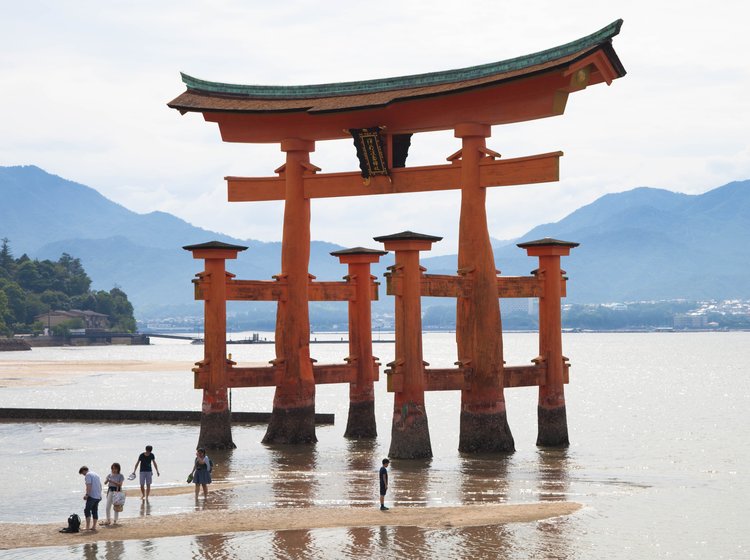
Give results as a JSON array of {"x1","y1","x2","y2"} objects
[
  {"x1": 518, "y1": 238, "x2": 578, "y2": 447},
  {"x1": 375, "y1": 231, "x2": 440, "y2": 459},
  {"x1": 454, "y1": 123, "x2": 514, "y2": 453},
  {"x1": 332, "y1": 247, "x2": 387, "y2": 439},
  {"x1": 264, "y1": 138, "x2": 318, "y2": 444},
  {"x1": 184, "y1": 241, "x2": 247, "y2": 449}
]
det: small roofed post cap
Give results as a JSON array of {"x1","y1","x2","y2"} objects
[
  {"x1": 330, "y1": 246, "x2": 388, "y2": 265},
  {"x1": 517, "y1": 237, "x2": 579, "y2": 257},
  {"x1": 183, "y1": 240, "x2": 248, "y2": 260},
  {"x1": 374, "y1": 231, "x2": 442, "y2": 252}
]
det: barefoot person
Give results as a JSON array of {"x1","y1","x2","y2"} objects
[
  {"x1": 78, "y1": 466, "x2": 102, "y2": 531},
  {"x1": 102, "y1": 462, "x2": 124, "y2": 526},
  {"x1": 190, "y1": 447, "x2": 212, "y2": 499},
  {"x1": 132, "y1": 445, "x2": 160, "y2": 500},
  {"x1": 379, "y1": 458, "x2": 390, "y2": 511}
]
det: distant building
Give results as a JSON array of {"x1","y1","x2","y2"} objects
[
  {"x1": 501, "y1": 298, "x2": 535, "y2": 315},
  {"x1": 35, "y1": 309, "x2": 110, "y2": 330},
  {"x1": 673, "y1": 313, "x2": 707, "y2": 329}
]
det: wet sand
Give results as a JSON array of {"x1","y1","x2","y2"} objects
[
  {"x1": 0, "y1": 501, "x2": 582, "y2": 550},
  {"x1": 0, "y1": 360, "x2": 266, "y2": 387}
]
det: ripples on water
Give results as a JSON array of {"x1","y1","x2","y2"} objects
[{"x1": 1, "y1": 332, "x2": 749, "y2": 558}]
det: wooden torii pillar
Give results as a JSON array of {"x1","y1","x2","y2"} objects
[
  {"x1": 375, "y1": 231, "x2": 441, "y2": 459},
  {"x1": 518, "y1": 238, "x2": 579, "y2": 446},
  {"x1": 331, "y1": 247, "x2": 388, "y2": 439},
  {"x1": 454, "y1": 123, "x2": 514, "y2": 453},
  {"x1": 264, "y1": 138, "x2": 318, "y2": 444},
  {"x1": 183, "y1": 241, "x2": 247, "y2": 449}
]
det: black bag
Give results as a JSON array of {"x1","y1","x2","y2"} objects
[{"x1": 59, "y1": 513, "x2": 81, "y2": 533}]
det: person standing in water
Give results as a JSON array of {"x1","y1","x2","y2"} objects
[
  {"x1": 132, "y1": 445, "x2": 160, "y2": 500},
  {"x1": 190, "y1": 447, "x2": 212, "y2": 499}
]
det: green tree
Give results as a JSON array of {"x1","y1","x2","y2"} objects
[
  {"x1": 0, "y1": 238, "x2": 14, "y2": 280},
  {"x1": 0, "y1": 289, "x2": 10, "y2": 335},
  {"x1": 51, "y1": 318, "x2": 84, "y2": 337},
  {"x1": 39, "y1": 290, "x2": 72, "y2": 311},
  {"x1": 57, "y1": 253, "x2": 91, "y2": 296},
  {"x1": 0, "y1": 244, "x2": 137, "y2": 335}
]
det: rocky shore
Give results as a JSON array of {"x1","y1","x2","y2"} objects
[{"x1": 0, "y1": 337, "x2": 31, "y2": 351}]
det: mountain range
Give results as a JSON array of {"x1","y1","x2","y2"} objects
[{"x1": 1, "y1": 165, "x2": 748, "y2": 318}]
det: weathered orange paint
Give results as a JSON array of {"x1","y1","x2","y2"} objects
[
  {"x1": 520, "y1": 240, "x2": 578, "y2": 446},
  {"x1": 421, "y1": 363, "x2": 570, "y2": 392},
  {"x1": 226, "y1": 152, "x2": 561, "y2": 202},
  {"x1": 455, "y1": 124, "x2": 514, "y2": 453},
  {"x1": 263, "y1": 139, "x2": 318, "y2": 444},
  {"x1": 333, "y1": 249, "x2": 387, "y2": 438},
  {"x1": 377, "y1": 233, "x2": 439, "y2": 459},
  {"x1": 185, "y1": 242, "x2": 245, "y2": 449}
]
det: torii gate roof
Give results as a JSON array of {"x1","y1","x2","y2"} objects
[{"x1": 168, "y1": 20, "x2": 625, "y2": 143}]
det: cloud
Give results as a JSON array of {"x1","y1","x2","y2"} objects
[{"x1": 1, "y1": 1, "x2": 748, "y2": 254}]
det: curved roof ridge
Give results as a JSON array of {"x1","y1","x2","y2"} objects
[{"x1": 181, "y1": 19, "x2": 622, "y2": 99}]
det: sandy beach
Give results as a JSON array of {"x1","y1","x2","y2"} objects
[
  {"x1": 0, "y1": 501, "x2": 582, "y2": 550},
  {"x1": 0, "y1": 360, "x2": 196, "y2": 387}
]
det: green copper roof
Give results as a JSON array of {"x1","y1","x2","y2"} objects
[{"x1": 181, "y1": 19, "x2": 623, "y2": 99}]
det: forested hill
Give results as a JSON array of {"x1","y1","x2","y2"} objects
[{"x1": 0, "y1": 239, "x2": 136, "y2": 335}]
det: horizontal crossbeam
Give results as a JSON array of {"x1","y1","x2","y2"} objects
[
  {"x1": 194, "y1": 363, "x2": 360, "y2": 389},
  {"x1": 227, "y1": 152, "x2": 561, "y2": 202},
  {"x1": 386, "y1": 362, "x2": 569, "y2": 392},
  {"x1": 194, "y1": 279, "x2": 378, "y2": 302},
  {"x1": 386, "y1": 274, "x2": 555, "y2": 299}
]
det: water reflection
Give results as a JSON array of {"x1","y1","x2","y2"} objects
[
  {"x1": 81, "y1": 542, "x2": 98, "y2": 560},
  {"x1": 536, "y1": 448, "x2": 571, "y2": 501},
  {"x1": 139, "y1": 497, "x2": 152, "y2": 517},
  {"x1": 104, "y1": 540, "x2": 126, "y2": 560},
  {"x1": 192, "y1": 532, "x2": 231, "y2": 560},
  {"x1": 346, "y1": 527, "x2": 377, "y2": 557},
  {"x1": 272, "y1": 528, "x2": 314, "y2": 559},
  {"x1": 345, "y1": 439, "x2": 379, "y2": 507},
  {"x1": 458, "y1": 453, "x2": 511, "y2": 504},
  {"x1": 534, "y1": 448, "x2": 573, "y2": 560},
  {"x1": 266, "y1": 444, "x2": 319, "y2": 508},
  {"x1": 392, "y1": 457, "x2": 432, "y2": 506}
]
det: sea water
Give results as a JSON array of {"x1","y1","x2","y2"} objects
[{"x1": 0, "y1": 332, "x2": 748, "y2": 559}]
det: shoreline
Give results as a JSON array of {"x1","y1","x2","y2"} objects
[{"x1": 0, "y1": 501, "x2": 582, "y2": 550}]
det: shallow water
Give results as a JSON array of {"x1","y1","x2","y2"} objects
[{"x1": 1, "y1": 332, "x2": 748, "y2": 558}]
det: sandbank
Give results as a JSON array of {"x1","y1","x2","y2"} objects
[
  {"x1": 0, "y1": 501, "x2": 582, "y2": 550},
  {"x1": 0, "y1": 360, "x2": 256, "y2": 387}
]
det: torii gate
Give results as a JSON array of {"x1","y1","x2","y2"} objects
[{"x1": 169, "y1": 20, "x2": 625, "y2": 452}]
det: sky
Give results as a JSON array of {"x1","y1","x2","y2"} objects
[{"x1": 1, "y1": 1, "x2": 748, "y2": 256}]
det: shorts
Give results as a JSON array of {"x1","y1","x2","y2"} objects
[{"x1": 140, "y1": 471, "x2": 153, "y2": 486}]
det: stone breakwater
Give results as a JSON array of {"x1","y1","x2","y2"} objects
[{"x1": 0, "y1": 337, "x2": 31, "y2": 351}]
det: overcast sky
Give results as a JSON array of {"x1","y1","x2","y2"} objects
[{"x1": 2, "y1": 1, "x2": 748, "y2": 255}]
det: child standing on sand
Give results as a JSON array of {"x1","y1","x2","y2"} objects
[{"x1": 379, "y1": 458, "x2": 390, "y2": 510}]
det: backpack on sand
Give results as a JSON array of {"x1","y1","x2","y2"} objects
[{"x1": 59, "y1": 513, "x2": 81, "y2": 533}]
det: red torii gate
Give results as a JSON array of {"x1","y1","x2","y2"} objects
[{"x1": 169, "y1": 20, "x2": 626, "y2": 453}]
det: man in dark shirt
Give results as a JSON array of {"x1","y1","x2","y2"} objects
[
  {"x1": 379, "y1": 458, "x2": 390, "y2": 510},
  {"x1": 132, "y1": 445, "x2": 160, "y2": 499}
]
